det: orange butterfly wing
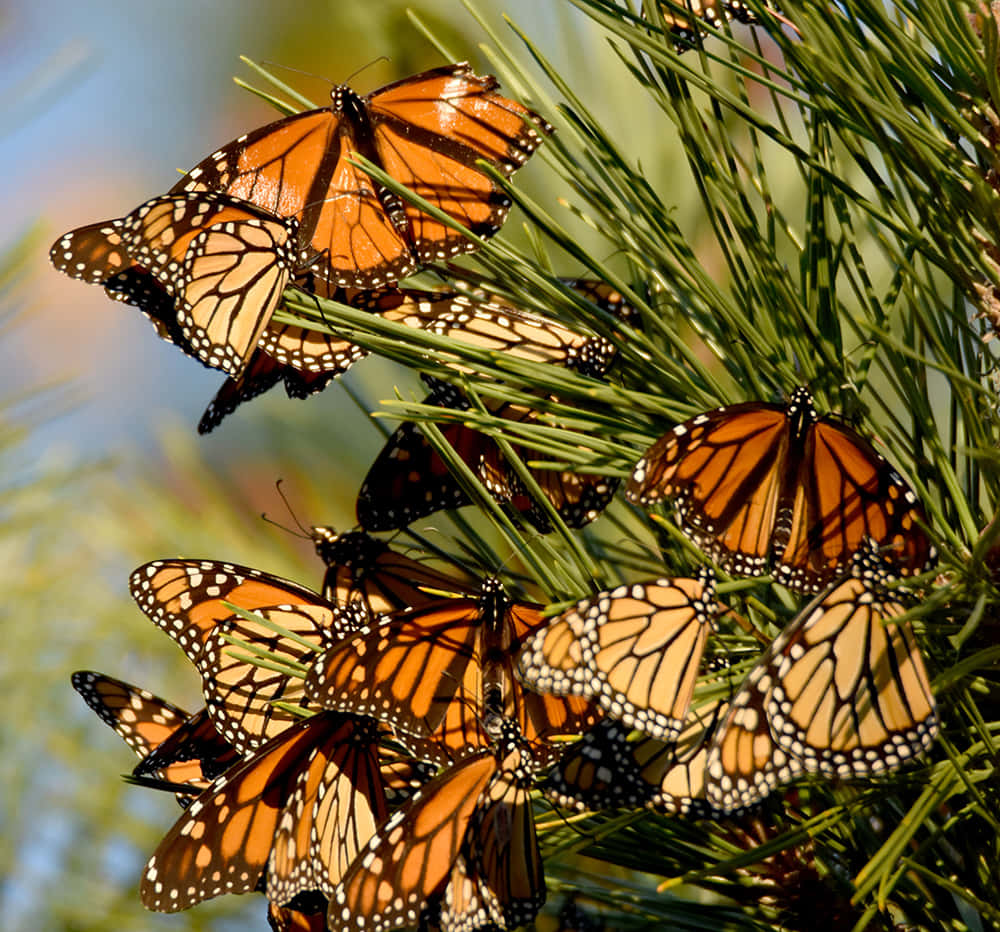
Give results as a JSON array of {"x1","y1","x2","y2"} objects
[
  {"x1": 518, "y1": 572, "x2": 717, "y2": 741},
  {"x1": 49, "y1": 220, "x2": 131, "y2": 284},
  {"x1": 120, "y1": 193, "x2": 298, "y2": 375},
  {"x1": 778, "y1": 416, "x2": 936, "y2": 590},
  {"x1": 141, "y1": 712, "x2": 385, "y2": 912},
  {"x1": 312, "y1": 527, "x2": 479, "y2": 616},
  {"x1": 627, "y1": 400, "x2": 789, "y2": 577},
  {"x1": 466, "y1": 742, "x2": 545, "y2": 929},
  {"x1": 627, "y1": 389, "x2": 935, "y2": 591},
  {"x1": 331, "y1": 751, "x2": 497, "y2": 929},
  {"x1": 130, "y1": 559, "x2": 359, "y2": 753},
  {"x1": 172, "y1": 64, "x2": 550, "y2": 289},
  {"x1": 266, "y1": 715, "x2": 388, "y2": 905},
  {"x1": 304, "y1": 602, "x2": 485, "y2": 747},
  {"x1": 305, "y1": 584, "x2": 600, "y2": 766},
  {"x1": 705, "y1": 541, "x2": 937, "y2": 813},
  {"x1": 704, "y1": 667, "x2": 807, "y2": 815},
  {"x1": 134, "y1": 707, "x2": 241, "y2": 787},
  {"x1": 763, "y1": 542, "x2": 938, "y2": 777},
  {"x1": 70, "y1": 671, "x2": 235, "y2": 796}
]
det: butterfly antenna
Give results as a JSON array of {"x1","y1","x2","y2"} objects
[
  {"x1": 344, "y1": 56, "x2": 391, "y2": 87},
  {"x1": 259, "y1": 59, "x2": 336, "y2": 88},
  {"x1": 261, "y1": 479, "x2": 311, "y2": 540},
  {"x1": 491, "y1": 532, "x2": 544, "y2": 580}
]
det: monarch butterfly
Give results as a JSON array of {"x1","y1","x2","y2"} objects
[
  {"x1": 50, "y1": 217, "x2": 357, "y2": 418},
  {"x1": 141, "y1": 711, "x2": 389, "y2": 912},
  {"x1": 542, "y1": 719, "x2": 655, "y2": 811},
  {"x1": 52, "y1": 192, "x2": 305, "y2": 377},
  {"x1": 311, "y1": 526, "x2": 479, "y2": 614},
  {"x1": 70, "y1": 671, "x2": 238, "y2": 798},
  {"x1": 304, "y1": 576, "x2": 602, "y2": 766},
  {"x1": 704, "y1": 539, "x2": 938, "y2": 814},
  {"x1": 647, "y1": 0, "x2": 758, "y2": 37},
  {"x1": 129, "y1": 559, "x2": 364, "y2": 754},
  {"x1": 172, "y1": 63, "x2": 551, "y2": 289},
  {"x1": 330, "y1": 715, "x2": 544, "y2": 931},
  {"x1": 357, "y1": 367, "x2": 619, "y2": 534},
  {"x1": 352, "y1": 279, "x2": 629, "y2": 533},
  {"x1": 52, "y1": 209, "x2": 611, "y2": 431},
  {"x1": 204, "y1": 278, "x2": 620, "y2": 432},
  {"x1": 543, "y1": 701, "x2": 725, "y2": 816},
  {"x1": 517, "y1": 569, "x2": 719, "y2": 742},
  {"x1": 628, "y1": 699, "x2": 724, "y2": 815},
  {"x1": 626, "y1": 387, "x2": 936, "y2": 592}
]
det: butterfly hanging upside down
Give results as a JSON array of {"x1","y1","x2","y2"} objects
[
  {"x1": 703, "y1": 538, "x2": 939, "y2": 815},
  {"x1": 517, "y1": 568, "x2": 721, "y2": 743},
  {"x1": 329, "y1": 714, "x2": 546, "y2": 932},
  {"x1": 70, "y1": 670, "x2": 240, "y2": 803},
  {"x1": 50, "y1": 192, "x2": 304, "y2": 378}
]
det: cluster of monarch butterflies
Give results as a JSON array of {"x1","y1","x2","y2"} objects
[
  {"x1": 62, "y1": 31, "x2": 941, "y2": 932},
  {"x1": 71, "y1": 392, "x2": 940, "y2": 928},
  {"x1": 49, "y1": 62, "x2": 619, "y2": 434}
]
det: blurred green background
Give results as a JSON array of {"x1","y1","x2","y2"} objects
[{"x1": 2, "y1": 1, "x2": 705, "y2": 929}]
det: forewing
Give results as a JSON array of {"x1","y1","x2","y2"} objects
[
  {"x1": 267, "y1": 714, "x2": 388, "y2": 905},
  {"x1": 330, "y1": 752, "x2": 496, "y2": 931},
  {"x1": 627, "y1": 403, "x2": 790, "y2": 577},
  {"x1": 776, "y1": 418, "x2": 935, "y2": 592},
  {"x1": 130, "y1": 559, "x2": 358, "y2": 753},
  {"x1": 765, "y1": 545, "x2": 938, "y2": 777}
]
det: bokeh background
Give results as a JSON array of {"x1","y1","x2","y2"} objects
[{"x1": 2, "y1": 1, "x2": 702, "y2": 929}]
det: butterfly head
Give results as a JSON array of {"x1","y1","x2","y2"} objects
[
  {"x1": 312, "y1": 527, "x2": 386, "y2": 571},
  {"x1": 570, "y1": 335, "x2": 618, "y2": 378},
  {"x1": 483, "y1": 711, "x2": 534, "y2": 771}
]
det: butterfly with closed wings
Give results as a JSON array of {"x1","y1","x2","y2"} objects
[
  {"x1": 140, "y1": 711, "x2": 390, "y2": 913},
  {"x1": 129, "y1": 558, "x2": 366, "y2": 754},
  {"x1": 517, "y1": 568, "x2": 720, "y2": 743},
  {"x1": 704, "y1": 539, "x2": 938, "y2": 815},
  {"x1": 71, "y1": 670, "x2": 239, "y2": 802},
  {"x1": 51, "y1": 192, "x2": 307, "y2": 377},
  {"x1": 330, "y1": 714, "x2": 545, "y2": 932},
  {"x1": 50, "y1": 214, "x2": 371, "y2": 415}
]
